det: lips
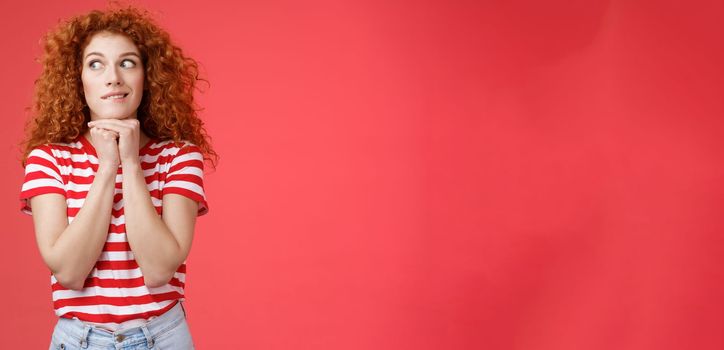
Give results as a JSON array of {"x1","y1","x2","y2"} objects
[{"x1": 101, "y1": 92, "x2": 130, "y2": 100}]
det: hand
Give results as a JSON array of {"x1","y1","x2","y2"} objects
[
  {"x1": 88, "y1": 125, "x2": 120, "y2": 168},
  {"x1": 88, "y1": 119, "x2": 141, "y2": 166}
]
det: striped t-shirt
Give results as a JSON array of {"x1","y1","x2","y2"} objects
[{"x1": 19, "y1": 135, "x2": 209, "y2": 330}]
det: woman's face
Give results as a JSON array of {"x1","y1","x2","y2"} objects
[{"x1": 81, "y1": 32, "x2": 144, "y2": 121}]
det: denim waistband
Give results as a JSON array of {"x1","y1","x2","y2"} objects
[{"x1": 54, "y1": 300, "x2": 186, "y2": 349}]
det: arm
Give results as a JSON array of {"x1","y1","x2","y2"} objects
[
  {"x1": 122, "y1": 162, "x2": 197, "y2": 288},
  {"x1": 30, "y1": 164, "x2": 118, "y2": 290},
  {"x1": 86, "y1": 119, "x2": 200, "y2": 288}
]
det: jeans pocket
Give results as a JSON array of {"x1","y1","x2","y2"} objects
[
  {"x1": 154, "y1": 319, "x2": 195, "y2": 350},
  {"x1": 49, "y1": 338, "x2": 71, "y2": 350},
  {"x1": 50, "y1": 323, "x2": 80, "y2": 350},
  {"x1": 49, "y1": 327, "x2": 65, "y2": 350}
]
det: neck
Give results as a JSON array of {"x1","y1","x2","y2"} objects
[{"x1": 139, "y1": 132, "x2": 150, "y2": 147}]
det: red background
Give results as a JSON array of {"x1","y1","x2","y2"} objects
[{"x1": 1, "y1": 0, "x2": 723, "y2": 349}]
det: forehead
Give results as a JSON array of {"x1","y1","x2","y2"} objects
[{"x1": 82, "y1": 32, "x2": 139, "y2": 57}]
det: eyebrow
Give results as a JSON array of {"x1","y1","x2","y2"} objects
[{"x1": 84, "y1": 52, "x2": 141, "y2": 60}]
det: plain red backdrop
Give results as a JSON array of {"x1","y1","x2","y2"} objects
[{"x1": 1, "y1": 0, "x2": 723, "y2": 349}]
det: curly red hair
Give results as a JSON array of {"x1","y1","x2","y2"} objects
[{"x1": 20, "y1": 5, "x2": 218, "y2": 169}]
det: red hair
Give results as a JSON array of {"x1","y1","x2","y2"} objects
[{"x1": 20, "y1": 5, "x2": 218, "y2": 169}]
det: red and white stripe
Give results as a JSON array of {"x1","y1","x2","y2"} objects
[{"x1": 20, "y1": 136, "x2": 208, "y2": 330}]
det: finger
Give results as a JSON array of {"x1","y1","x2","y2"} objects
[
  {"x1": 88, "y1": 120, "x2": 129, "y2": 130},
  {"x1": 101, "y1": 129, "x2": 119, "y2": 136},
  {"x1": 90, "y1": 128, "x2": 119, "y2": 138},
  {"x1": 100, "y1": 132, "x2": 119, "y2": 141},
  {"x1": 88, "y1": 119, "x2": 139, "y2": 129},
  {"x1": 88, "y1": 119, "x2": 135, "y2": 126},
  {"x1": 89, "y1": 123, "x2": 128, "y2": 135},
  {"x1": 91, "y1": 126, "x2": 120, "y2": 135}
]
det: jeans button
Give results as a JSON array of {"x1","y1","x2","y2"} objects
[{"x1": 116, "y1": 334, "x2": 125, "y2": 342}]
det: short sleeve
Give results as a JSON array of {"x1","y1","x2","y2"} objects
[
  {"x1": 19, "y1": 146, "x2": 66, "y2": 215},
  {"x1": 162, "y1": 143, "x2": 209, "y2": 216}
]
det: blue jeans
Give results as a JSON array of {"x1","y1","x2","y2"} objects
[{"x1": 49, "y1": 301, "x2": 194, "y2": 349}]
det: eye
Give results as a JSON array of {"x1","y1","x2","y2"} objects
[
  {"x1": 88, "y1": 60, "x2": 103, "y2": 70},
  {"x1": 120, "y1": 59, "x2": 137, "y2": 68}
]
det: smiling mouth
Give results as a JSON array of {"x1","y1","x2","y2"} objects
[{"x1": 102, "y1": 93, "x2": 129, "y2": 100}]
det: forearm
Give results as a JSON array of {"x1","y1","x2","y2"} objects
[
  {"x1": 122, "y1": 162, "x2": 182, "y2": 287},
  {"x1": 50, "y1": 166, "x2": 117, "y2": 289}
]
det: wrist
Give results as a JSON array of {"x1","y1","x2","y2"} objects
[
  {"x1": 121, "y1": 160, "x2": 142, "y2": 171},
  {"x1": 96, "y1": 163, "x2": 119, "y2": 177}
]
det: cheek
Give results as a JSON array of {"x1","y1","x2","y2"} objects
[
  {"x1": 131, "y1": 74, "x2": 145, "y2": 91},
  {"x1": 81, "y1": 73, "x2": 95, "y2": 96}
]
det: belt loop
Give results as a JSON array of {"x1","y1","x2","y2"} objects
[
  {"x1": 141, "y1": 325, "x2": 155, "y2": 348},
  {"x1": 79, "y1": 324, "x2": 91, "y2": 348}
]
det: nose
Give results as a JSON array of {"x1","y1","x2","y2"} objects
[{"x1": 105, "y1": 66, "x2": 123, "y2": 87}]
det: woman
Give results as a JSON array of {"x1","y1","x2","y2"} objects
[{"x1": 19, "y1": 5, "x2": 217, "y2": 350}]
